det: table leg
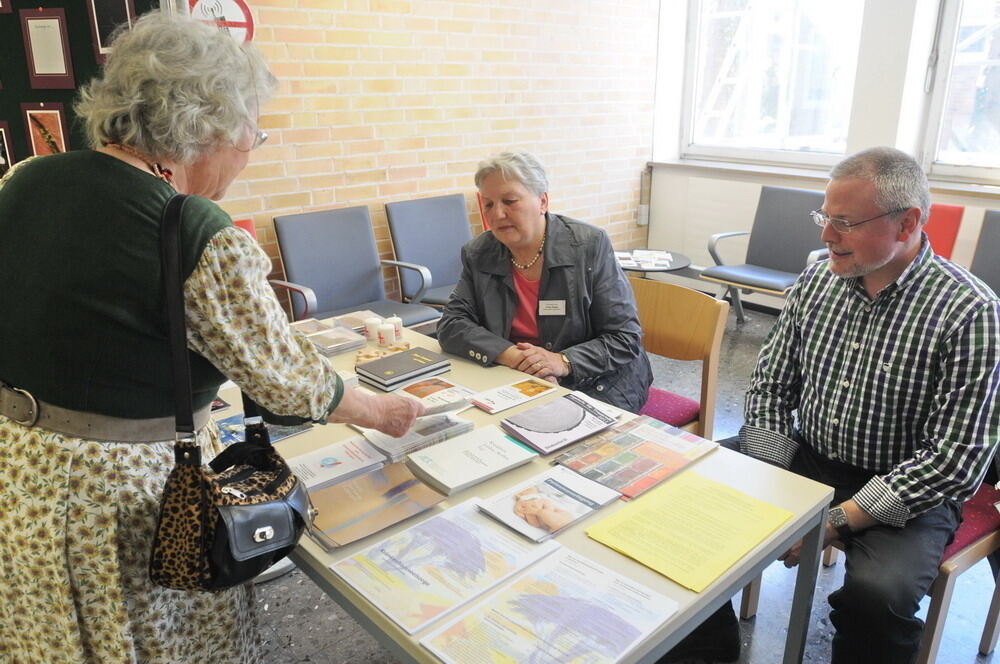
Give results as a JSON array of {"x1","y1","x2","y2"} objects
[{"x1": 783, "y1": 506, "x2": 827, "y2": 664}]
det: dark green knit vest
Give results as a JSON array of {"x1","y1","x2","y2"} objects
[{"x1": 0, "y1": 151, "x2": 230, "y2": 418}]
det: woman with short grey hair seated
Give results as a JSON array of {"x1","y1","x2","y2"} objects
[
  {"x1": 438, "y1": 151, "x2": 652, "y2": 412},
  {"x1": 0, "y1": 11, "x2": 421, "y2": 662}
]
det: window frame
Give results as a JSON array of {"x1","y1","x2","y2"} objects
[
  {"x1": 677, "y1": 0, "x2": 852, "y2": 170},
  {"x1": 920, "y1": 0, "x2": 1000, "y2": 184}
]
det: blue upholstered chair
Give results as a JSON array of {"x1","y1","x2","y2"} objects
[
  {"x1": 271, "y1": 206, "x2": 441, "y2": 327},
  {"x1": 971, "y1": 210, "x2": 1000, "y2": 294},
  {"x1": 700, "y1": 186, "x2": 827, "y2": 323},
  {"x1": 385, "y1": 193, "x2": 473, "y2": 306}
]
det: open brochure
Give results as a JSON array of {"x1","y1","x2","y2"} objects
[
  {"x1": 421, "y1": 548, "x2": 677, "y2": 664},
  {"x1": 500, "y1": 392, "x2": 618, "y2": 454},
  {"x1": 406, "y1": 425, "x2": 537, "y2": 495},
  {"x1": 554, "y1": 416, "x2": 718, "y2": 499},
  {"x1": 478, "y1": 465, "x2": 621, "y2": 541},
  {"x1": 285, "y1": 435, "x2": 386, "y2": 491},
  {"x1": 306, "y1": 462, "x2": 446, "y2": 550},
  {"x1": 331, "y1": 499, "x2": 560, "y2": 634},
  {"x1": 470, "y1": 377, "x2": 559, "y2": 414}
]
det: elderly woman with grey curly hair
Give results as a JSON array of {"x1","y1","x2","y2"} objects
[
  {"x1": 0, "y1": 11, "x2": 422, "y2": 663},
  {"x1": 438, "y1": 151, "x2": 652, "y2": 412}
]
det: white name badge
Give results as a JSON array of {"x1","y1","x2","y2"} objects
[{"x1": 538, "y1": 300, "x2": 566, "y2": 316}]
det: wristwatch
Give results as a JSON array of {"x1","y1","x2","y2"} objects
[
  {"x1": 560, "y1": 353, "x2": 572, "y2": 373},
  {"x1": 828, "y1": 506, "x2": 853, "y2": 541}
]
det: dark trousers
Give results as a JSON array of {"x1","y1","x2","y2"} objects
[{"x1": 787, "y1": 440, "x2": 961, "y2": 664}]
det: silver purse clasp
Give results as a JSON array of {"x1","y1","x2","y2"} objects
[{"x1": 253, "y1": 526, "x2": 275, "y2": 543}]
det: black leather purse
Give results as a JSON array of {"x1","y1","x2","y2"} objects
[{"x1": 149, "y1": 194, "x2": 312, "y2": 591}]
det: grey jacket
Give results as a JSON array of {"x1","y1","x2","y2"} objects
[{"x1": 438, "y1": 213, "x2": 652, "y2": 412}]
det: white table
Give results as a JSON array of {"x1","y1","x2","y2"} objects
[{"x1": 241, "y1": 329, "x2": 832, "y2": 664}]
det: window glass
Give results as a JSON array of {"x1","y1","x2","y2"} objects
[
  {"x1": 689, "y1": 0, "x2": 863, "y2": 154},
  {"x1": 935, "y1": 0, "x2": 1000, "y2": 168}
]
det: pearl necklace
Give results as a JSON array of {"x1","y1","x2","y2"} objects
[
  {"x1": 105, "y1": 142, "x2": 176, "y2": 190},
  {"x1": 510, "y1": 233, "x2": 546, "y2": 270}
]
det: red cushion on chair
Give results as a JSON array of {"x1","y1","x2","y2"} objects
[
  {"x1": 639, "y1": 387, "x2": 701, "y2": 428},
  {"x1": 941, "y1": 484, "x2": 1000, "y2": 562}
]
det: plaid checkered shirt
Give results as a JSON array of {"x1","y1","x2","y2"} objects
[{"x1": 741, "y1": 239, "x2": 1000, "y2": 527}]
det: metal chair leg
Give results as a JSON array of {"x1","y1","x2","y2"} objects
[{"x1": 728, "y1": 286, "x2": 746, "y2": 323}]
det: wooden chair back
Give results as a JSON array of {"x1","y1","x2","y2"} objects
[{"x1": 628, "y1": 277, "x2": 729, "y2": 438}]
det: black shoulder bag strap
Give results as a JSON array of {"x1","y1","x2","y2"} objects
[
  {"x1": 159, "y1": 194, "x2": 201, "y2": 466},
  {"x1": 160, "y1": 193, "x2": 275, "y2": 474}
]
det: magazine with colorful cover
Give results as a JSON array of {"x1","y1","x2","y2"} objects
[
  {"x1": 477, "y1": 465, "x2": 620, "y2": 541},
  {"x1": 331, "y1": 499, "x2": 560, "y2": 634},
  {"x1": 395, "y1": 375, "x2": 476, "y2": 414},
  {"x1": 470, "y1": 377, "x2": 559, "y2": 415},
  {"x1": 421, "y1": 548, "x2": 677, "y2": 664},
  {"x1": 286, "y1": 435, "x2": 387, "y2": 491},
  {"x1": 405, "y1": 425, "x2": 538, "y2": 495},
  {"x1": 554, "y1": 416, "x2": 718, "y2": 499},
  {"x1": 499, "y1": 392, "x2": 618, "y2": 454},
  {"x1": 214, "y1": 413, "x2": 312, "y2": 446},
  {"x1": 307, "y1": 462, "x2": 446, "y2": 550}
]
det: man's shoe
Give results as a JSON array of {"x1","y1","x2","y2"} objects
[{"x1": 656, "y1": 600, "x2": 740, "y2": 663}]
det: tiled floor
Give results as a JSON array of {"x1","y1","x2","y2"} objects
[{"x1": 256, "y1": 310, "x2": 999, "y2": 663}]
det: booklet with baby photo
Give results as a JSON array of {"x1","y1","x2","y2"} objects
[{"x1": 477, "y1": 466, "x2": 621, "y2": 542}]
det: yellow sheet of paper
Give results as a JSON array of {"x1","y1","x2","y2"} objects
[{"x1": 586, "y1": 472, "x2": 793, "y2": 592}]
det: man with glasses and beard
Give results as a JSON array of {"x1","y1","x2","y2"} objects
[{"x1": 735, "y1": 147, "x2": 999, "y2": 664}]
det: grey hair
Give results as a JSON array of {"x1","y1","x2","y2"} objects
[
  {"x1": 474, "y1": 151, "x2": 549, "y2": 196},
  {"x1": 75, "y1": 11, "x2": 276, "y2": 165},
  {"x1": 829, "y1": 147, "x2": 931, "y2": 224}
]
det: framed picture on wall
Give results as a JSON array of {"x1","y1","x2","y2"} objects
[
  {"x1": 21, "y1": 103, "x2": 69, "y2": 156},
  {"x1": 0, "y1": 122, "x2": 13, "y2": 177},
  {"x1": 87, "y1": 0, "x2": 137, "y2": 64},
  {"x1": 19, "y1": 8, "x2": 76, "y2": 89},
  {"x1": 0, "y1": 0, "x2": 11, "y2": 14}
]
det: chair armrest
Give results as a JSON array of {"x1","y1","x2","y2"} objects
[
  {"x1": 708, "y1": 231, "x2": 750, "y2": 266},
  {"x1": 806, "y1": 248, "x2": 830, "y2": 265},
  {"x1": 269, "y1": 280, "x2": 318, "y2": 320},
  {"x1": 382, "y1": 259, "x2": 432, "y2": 304}
]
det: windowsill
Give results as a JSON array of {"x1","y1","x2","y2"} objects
[
  {"x1": 650, "y1": 159, "x2": 1000, "y2": 200},
  {"x1": 648, "y1": 159, "x2": 829, "y2": 183},
  {"x1": 925, "y1": 178, "x2": 1000, "y2": 199}
]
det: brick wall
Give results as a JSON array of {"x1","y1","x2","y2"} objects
[{"x1": 221, "y1": 0, "x2": 658, "y2": 300}]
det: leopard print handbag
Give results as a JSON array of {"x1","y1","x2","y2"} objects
[{"x1": 148, "y1": 194, "x2": 312, "y2": 591}]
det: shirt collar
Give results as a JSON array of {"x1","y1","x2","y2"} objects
[{"x1": 847, "y1": 233, "x2": 933, "y2": 302}]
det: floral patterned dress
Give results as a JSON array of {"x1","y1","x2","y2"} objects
[{"x1": 0, "y1": 162, "x2": 341, "y2": 663}]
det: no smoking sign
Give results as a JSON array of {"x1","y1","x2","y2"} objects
[{"x1": 189, "y1": 0, "x2": 254, "y2": 43}]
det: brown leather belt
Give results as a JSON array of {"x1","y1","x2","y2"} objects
[{"x1": 0, "y1": 382, "x2": 211, "y2": 442}]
